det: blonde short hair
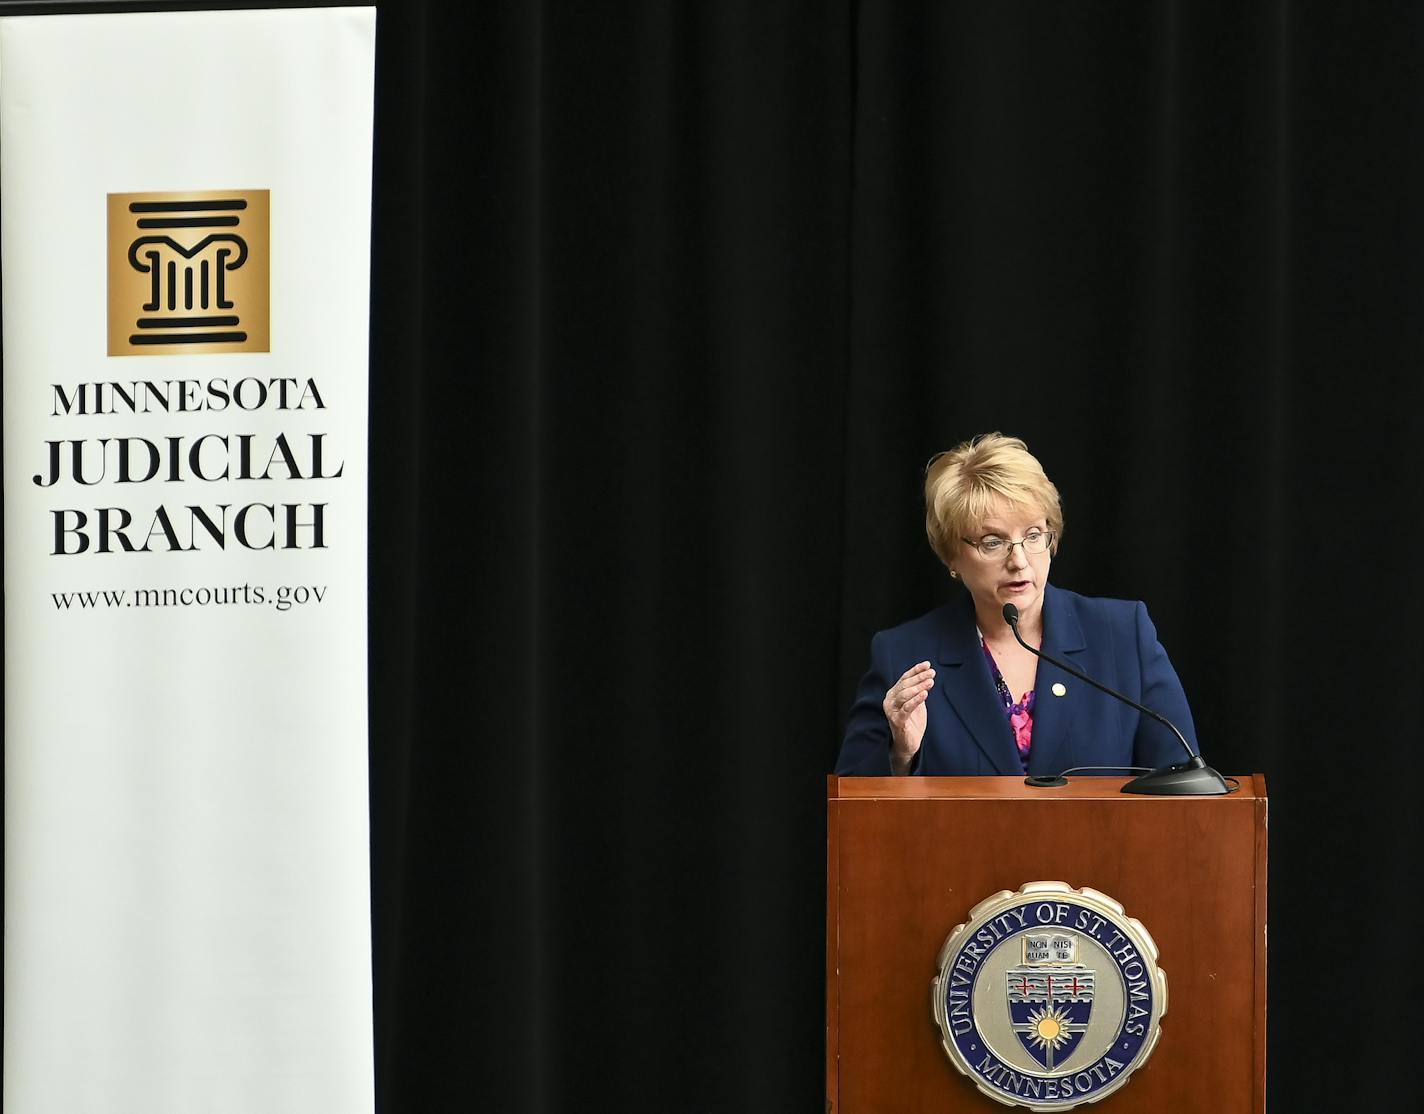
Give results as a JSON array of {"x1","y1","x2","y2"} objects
[{"x1": 924, "y1": 433, "x2": 1063, "y2": 569}]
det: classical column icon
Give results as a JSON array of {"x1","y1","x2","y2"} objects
[{"x1": 108, "y1": 190, "x2": 270, "y2": 355}]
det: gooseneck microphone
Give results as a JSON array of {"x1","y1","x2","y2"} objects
[{"x1": 1002, "y1": 602, "x2": 1229, "y2": 796}]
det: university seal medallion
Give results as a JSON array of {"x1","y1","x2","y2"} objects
[{"x1": 931, "y1": 881, "x2": 1166, "y2": 1110}]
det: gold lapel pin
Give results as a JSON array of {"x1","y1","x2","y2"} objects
[{"x1": 1051, "y1": 682, "x2": 1067, "y2": 697}]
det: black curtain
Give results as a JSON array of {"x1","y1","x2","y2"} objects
[
  {"x1": 371, "y1": 2, "x2": 1423, "y2": 1109},
  {"x1": 369, "y1": 2, "x2": 850, "y2": 1109}
]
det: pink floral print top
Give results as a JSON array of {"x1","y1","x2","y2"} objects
[{"x1": 981, "y1": 637, "x2": 1035, "y2": 772}]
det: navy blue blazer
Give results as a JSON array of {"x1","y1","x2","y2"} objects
[{"x1": 836, "y1": 583, "x2": 1197, "y2": 777}]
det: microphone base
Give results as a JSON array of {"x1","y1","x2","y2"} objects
[{"x1": 1120, "y1": 755, "x2": 1230, "y2": 796}]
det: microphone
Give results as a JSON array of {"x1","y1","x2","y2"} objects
[{"x1": 1002, "y1": 602, "x2": 1229, "y2": 796}]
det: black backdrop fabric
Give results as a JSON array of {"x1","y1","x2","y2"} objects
[
  {"x1": 368, "y1": 1, "x2": 1420, "y2": 1109},
  {"x1": 2, "y1": 0, "x2": 1421, "y2": 1110}
]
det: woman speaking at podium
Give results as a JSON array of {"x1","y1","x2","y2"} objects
[{"x1": 835, "y1": 433, "x2": 1197, "y2": 778}]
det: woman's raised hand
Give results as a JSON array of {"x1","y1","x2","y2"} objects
[{"x1": 883, "y1": 661, "x2": 935, "y2": 775}]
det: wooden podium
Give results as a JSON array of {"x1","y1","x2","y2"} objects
[{"x1": 826, "y1": 775, "x2": 1267, "y2": 1113}]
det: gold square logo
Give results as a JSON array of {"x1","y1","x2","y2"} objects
[{"x1": 107, "y1": 189, "x2": 270, "y2": 356}]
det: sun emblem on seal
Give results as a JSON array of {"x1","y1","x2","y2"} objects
[
  {"x1": 1024, "y1": 1004, "x2": 1077, "y2": 1056},
  {"x1": 931, "y1": 881, "x2": 1167, "y2": 1111}
]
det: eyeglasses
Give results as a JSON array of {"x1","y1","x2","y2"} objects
[{"x1": 960, "y1": 529, "x2": 1055, "y2": 560}]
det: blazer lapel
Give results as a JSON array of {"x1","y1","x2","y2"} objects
[
  {"x1": 937, "y1": 600, "x2": 1021, "y2": 775},
  {"x1": 1026, "y1": 584, "x2": 1086, "y2": 778}
]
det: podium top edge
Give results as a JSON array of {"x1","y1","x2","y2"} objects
[{"x1": 826, "y1": 773, "x2": 1267, "y2": 801}]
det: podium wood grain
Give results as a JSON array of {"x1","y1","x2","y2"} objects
[{"x1": 827, "y1": 776, "x2": 1267, "y2": 1114}]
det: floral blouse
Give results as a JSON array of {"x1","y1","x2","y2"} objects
[{"x1": 981, "y1": 637, "x2": 1035, "y2": 772}]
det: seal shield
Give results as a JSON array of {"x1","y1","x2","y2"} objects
[{"x1": 1006, "y1": 963, "x2": 1093, "y2": 1069}]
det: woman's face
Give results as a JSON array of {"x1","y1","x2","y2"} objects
[{"x1": 950, "y1": 501, "x2": 1053, "y2": 623}]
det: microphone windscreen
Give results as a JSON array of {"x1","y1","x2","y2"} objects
[{"x1": 1002, "y1": 603, "x2": 1020, "y2": 626}]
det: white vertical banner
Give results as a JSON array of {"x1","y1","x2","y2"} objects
[{"x1": 2, "y1": 8, "x2": 376, "y2": 1114}]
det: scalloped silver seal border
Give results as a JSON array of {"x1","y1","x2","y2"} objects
[{"x1": 931, "y1": 881, "x2": 1168, "y2": 1111}]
